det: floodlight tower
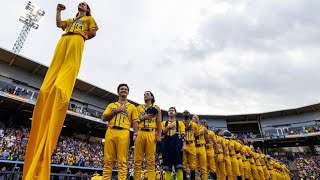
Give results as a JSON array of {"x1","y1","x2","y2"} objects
[{"x1": 12, "y1": 1, "x2": 45, "y2": 54}]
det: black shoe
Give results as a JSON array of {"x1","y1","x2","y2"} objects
[
  {"x1": 237, "y1": 176, "x2": 243, "y2": 180},
  {"x1": 210, "y1": 173, "x2": 217, "y2": 180},
  {"x1": 183, "y1": 171, "x2": 187, "y2": 180},
  {"x1": 190, "y1": 170, "x2": 196, "y2": 180}
]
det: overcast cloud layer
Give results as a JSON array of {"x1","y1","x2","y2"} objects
[{"x1": 1, "y1": 0, "x2": 320, "y2": 115}]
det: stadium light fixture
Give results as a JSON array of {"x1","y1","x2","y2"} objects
[{"x1": 12, "y1": 1, "x2": 45, "y2": 54}]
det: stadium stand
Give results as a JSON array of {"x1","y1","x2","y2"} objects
[{"x1": 1, "y1": 47, "x2": 320, "y2": 179}]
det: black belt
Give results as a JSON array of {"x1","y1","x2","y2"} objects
[
  {"x1": 186, "y1": 141, "x2": 194, "y2": 144},
  {"x1": 139, "y1": 128, "x2": 154, "y2": 132},
  {"x1": 110, "y1": 126, "x2": 126, "y2": 130},
  {"x1": 235, "y1": 150, "x2": 240, "y2": 153},
  {"x1": 195, "y1": 144, "x2": 205, "y2": 147}
]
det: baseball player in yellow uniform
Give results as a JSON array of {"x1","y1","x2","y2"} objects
[
  {"x1": 23, "y1": 3, "x2": 98, "y2": 179},
  {"x1": 193, "y1": 116, "x2": 210, "y2": 180},
  {"x1": 161, "y1": 107, "x2": 186, "y2": 180},
  {"x1": 256, "y1": 148, "x2": 270, "y2": 180},
  {"x1": 254, "y1": 147, "x2": 265, "y2": 180},
  {"x1": 215, "y1": 129, "x2": 227, "y2": 180},
  {"x1": 229, "y1": 134, "x2": 242, "y2": 180},
  {"x1": 242, "y1": 143, "x2": 252, "y2": 180},
  {"x1": 182, "y1": 110, "x2": 198, "y2": 180},
  {"x1": 102, "y1": 84, "x2": 139, "y2": 180},
  {"x1": 266, "y1": 155, "x2": 277, "y2": 180},
  {"x1": 223, "y1": 131, "x2": 233, "y2": 180},
  {"x1": 202, "y1": 122, "x2": 217, "y2": 180},
  {"x1": 134, "y1": 91, "x2": 162, "y2": 180},
  {"x1": 249, "y1": 146, "x2": 259, "y2": 180},
  {"x1": 236, "y1": 139, "x2": 245, "y2": 180}
]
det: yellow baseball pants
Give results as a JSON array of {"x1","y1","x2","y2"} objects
[
  {"x1": 243, "y1": 160, "x2": 251, "y2": 179},
  {"x1": 225, "y1": 156, "x2": 233, "y2": 180},
  {"x1": 216, "y1": 154, "x2": 225, "y2": 180},
  {"x1": 238, "y1": 158, "x2": 244, "y2": 179},
  {"x1": 195, "y1": 145, "x2": 207, "y2": 180},
  {"x1": 251, "y1": 165, "x2": 259, "y2": 180},
  {"x1": 257, "y1": 165, "x2": 265, "y2": 180},
  {"x1": 206, "y1": 147, "x2": 216, "y2": 173},
  {"x1": 183, "y1": 143, "x2": 197, "y2": 171},
  {"x1": 269, "y1": 170, "x2": 277, "y2": 180},
  {"x1": 231, "y1": 155, "x2": 241, "y2": 178},
  {"x1": 263, "y1": 165, "x2": 270, "y2": 180},
  {"x1": 134, "y1": 131, "x2": 156, "y2": 180},
  {"x1": 103, "y1": 128, "x2": 130, "y2": 180},
  {"x1": 23, "y1": 34, "x2": 84, "y2": 180}
]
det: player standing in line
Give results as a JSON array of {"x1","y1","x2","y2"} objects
[
  {"x1": 161, "y1": 107, "x2": 186, "y2": 180},
  {"x1": 23, "y1": 3, "x2": 98, "y2": 179},
  {"x1": 266, "y1": 155, "x2": 277, "y2": 180},
  {"x1": 134, "y1": 91, "x2": 162, "y2": 180},
  {"x1": 223, "y1": 130, "x2": 233, "y2": 180},
  {"x1": 254, "y1": 147, "x2": 265, "y2": 180},
  {"x1": 202, "y1": 121, "x2": 218, "y2": 180},
  {"x1": 229, "y1": 134, "x2": 242, "y2": 180},
  {"x1": 236, "y1": 139, "x2": 245, "y2": 180},
  {"x1": 182, "y1": 110, "x2": 198, "y2": 180},
  {"x1": 249, "y1": 146, "x2": 259, "y2": 180},
  {"x1": 102, "y1": 84, "x2": 139, "y2": 180},
  {"x1": 192, "y1": 116, "x2": 210, "y2": 180},
  {"x1": 215, "y1": 129, "x2": 227, "y2": 180},
  {"x1": 257, "y1": 147, "x2": 270, "y2": 180},
  {"x1": 242, "y1": 142, "x2": 252, "y2": 180}
]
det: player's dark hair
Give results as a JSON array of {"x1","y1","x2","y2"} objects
[
  {"x1": 169, "y1": 107, "x2": 177, "y2": 112},
  {"x1": 76, "y1": 2, "x2": 91, "y2": 17},
  {"x1": 117, "y1": 84, "x2": 129, "y2": 92},
  {"x1": 145, "y1": 91, "x2": 155, "y2": 104}
]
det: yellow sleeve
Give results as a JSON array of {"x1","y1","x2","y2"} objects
[
  {"x1": 179, "y1": 121, "x2": 185, "y2": 134},
  {"x1": 193, "y1": 123, "x2": 199, "y2": 134},
  {"x1": 103, "y1": 103, "x2": 113, "y2": 115},
  {"x1": 212, "y1": 132, "x2": 217, "y2": 141},
  {"x1": 161, "y1": 121, "x2": 166, "y2": 130},
  {"x1": 63, "y1": 18, "x2": 73, "y2": 27},
  {"x1": 131, "y1": 105, "x2": 139, "y2": 123},
  {"x1": 89, "y1": 16, "x2": 98, "y2": 30}
]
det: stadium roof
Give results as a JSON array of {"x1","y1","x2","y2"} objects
[
  {"x1": 1, "y1": 47, "x2": 320, "y2": 120},
  {"x1": 0, "y1": 47, "x2": 138, "y2": 106}
]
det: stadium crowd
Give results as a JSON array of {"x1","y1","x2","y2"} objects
[{"x1": 0, "y1": 122, "x2": 104, "y2": 168}]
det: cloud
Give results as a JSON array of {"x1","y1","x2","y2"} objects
[{"x1": 1, "y1": 0, "x2": 320, "y2": 115}]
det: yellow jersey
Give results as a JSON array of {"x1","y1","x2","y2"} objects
[
  {"x1": 63, "y1": 16, "x2": 98, "y2": 40},
  {"x1": 267, "y1": 159, "x2": 274, "y2": 170},
  {"x1": 224, "y1": 139, "x2": 230, "y2": 156},
  {"x1": 103, "y1": 102, "x2": 139, "y2": 130},
  {"x1": 228, "y1": 140, "x2": 236, "y2": 156},
  {"x1": 184, "y1": 121, "x2": 198, "y2": 141},
  {"x1": 243, "y1": 145, "x2": 251, "y2": 160},
  {"x1": 161, "y1": 120, "x2": 185, "y2": 136},
  {"x1": 195, "y1": 125, "x2": 206, "y2": 145},
  {"x1": 255, "y1": 152, "x2": 262, "y2": 166},
  {"x1": 259, "y1": 153, "x2": 266, "y2": 165},
  {"x1": 216, "y1": 136, "x2": 225, "y2": 153},
  {"x1": 206, "y1": 130, "x2": 217, "y2": 149},
  {"x1": 137, "y1": 104, "x2": 159, "y2": 129}
]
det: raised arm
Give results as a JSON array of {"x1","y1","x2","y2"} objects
[{"x1": 56, "y1": 4, "x2": 67, "y2": 30}]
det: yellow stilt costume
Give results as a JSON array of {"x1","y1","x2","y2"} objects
[{"x1": 23, "y1": 3, "x2": 97, "y2": 179}]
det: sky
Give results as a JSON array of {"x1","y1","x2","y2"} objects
[{"x1": 1, "y1": 0, "x2": 320, "y2": 115}]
